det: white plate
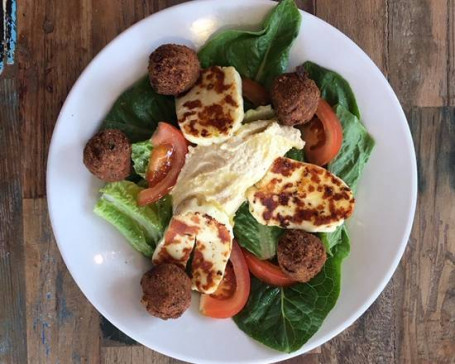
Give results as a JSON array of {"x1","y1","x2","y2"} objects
[{"x1": 47, "y1": 1, "x2": 417, "y2": 363}]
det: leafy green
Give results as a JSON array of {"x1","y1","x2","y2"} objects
[
  {"x1": 198, "y1": 0, "x2": 301, "y2": 88},
  {"x1": 243, "y1": 105, "x2": 275, "y2": 123},
  {"x1": 303, "y1": 61, "x2": 360, "y2": 119},
  {"x1": 101, "y1": 76, "x2": 176, "y2": 142},
  {"x1": 328, "y1": 105, "x2": 375, "y2": 192},
  {"x1": 94, "y1": 181, "x2": 172, "y2": 257},
  {"x1": 319, "y1": 104, "x2": 375, "y2": 253},
  {"x1": 285, "y1": 147, "x2": 305, "y2": 162},
  {"x1": 234, "y1": 202, "x2": 283, "y2": 260},
  {"x1": 131, "y1": 140, "x2": 153, "y2": 178},
  {"x1": 234, "y1": 227, "x2": 350, "y2": 353}
]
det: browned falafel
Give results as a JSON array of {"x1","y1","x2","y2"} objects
[
  {"x1": 140, "y1": 263, "x2": 192, "y2": 320},
  {"x1": 83, "y1": 129, "x2": 131, "y2": 182},
  {"x1": 148, "y1": 44, "x2": 200, "y2": 96},
  {"x1": 270, "y1": 71, "x2": 320, "y2": 126},
  {"x1": 277, "y1": 230, "x2": 327, "y2": 283}
]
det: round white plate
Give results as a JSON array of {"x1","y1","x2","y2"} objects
[{"x1": 47, "y1": 1, "x2": 417, "y2": 363}]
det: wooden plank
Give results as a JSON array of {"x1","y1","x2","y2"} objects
[
  {"x1": 0, "y1": 76, "x2": 27, "y2": 364},
  {"x1": 19, "y1": 0, "x2": 93, "y2": 199},
  {"x1": 23, "y1": 198, "x2": 101, "y2": 363},
  {"x1": 91, "y1": 0, "x2": 188, "y2": 55},
  {"x1": 448, "y1": 0, "x2": 455, "y2": 105},
  {"x1": 294, "y1": 0, "x2": 316, "y2": 14},
  {"x1": 388, "y1": 0, "x2": 447, "y2": 108},
  {"x1": 319, "y1": 281, "x2": 399, "y2": 363},
  {"x1": 397, "y1": 107, "x2": 455, "y2": 362},
  {"x1": 102, "y1": 345, "x2": 187, "y2": 364},
  {"x1": 315, "y1": 0, "x2": 387, "y2": 72}
]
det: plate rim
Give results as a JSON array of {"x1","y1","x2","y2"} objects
[{"x1": 46, "y1": 1, "x2": 418, "y2": 363}]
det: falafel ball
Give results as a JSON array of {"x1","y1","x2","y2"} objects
[
  {"x1": 277, "y1": 230, "x2": 327, "y2": 283},
  {"x1": 270, "y1": 71, "x2": 320, "y2": 126},
  {"x1": 148, "y1": 44, "x2": 200, "y2": 96},
  {"x1": 140, "y1": 264, "x2": 192, "y2": 320},
  {"x1": 83, "y1": 129, "x2": 131, "y2": 182}
]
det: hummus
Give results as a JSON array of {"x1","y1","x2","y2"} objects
[{"x1": 171, "y1": 120, "x2": 305, "y2": 218}]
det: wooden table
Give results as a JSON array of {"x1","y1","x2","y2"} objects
[{"x1": 1, "y1": 0, "x2": 453, "y2": 363}]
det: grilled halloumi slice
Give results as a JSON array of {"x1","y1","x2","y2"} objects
[
  {"x1": 246, "y1": 157, "x2": 355, "y2": 233},
  {"x1": 152, "y1": 201, "x2": 233, "y2": 294},
  {"x1": 175, "y1": 66, "x2": 244, "y2": 145}
]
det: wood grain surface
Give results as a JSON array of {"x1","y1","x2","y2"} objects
[{"x1": 0, "y1": 0, "x2": 453, "y2": 363}]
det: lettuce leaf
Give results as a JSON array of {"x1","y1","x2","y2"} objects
[
  {"x1": 131, "y1": 140, "x2": 153, "y2": 178},
  {"x1": 101, "y1": 77, "x2": 176, "y2": 142},
  {"x1": 319, "y1": 105, "x2": 375, "y2": 252},
  {"x1": 94, "y1": 181, "x2": 172, "y2": 257},
  {"x1": 303, "y1": 61, "x2": 361, "y2": 119},
  {"x1": 234, "y1": 226, "x2": 350, "y2": 353},
  {"x1": 243, "y1": 105, "x2": 275, "y2": 123},
  {"x1": 198, "y1": 0, "x2": 301, "y2": 88},
  {"x1": 234, "y1": 202, "x2": 283, "y2": 260},
  {"x1": 328, "y1": 105, "x2": 375, "y2": 191},
  {"x1": 285, "y1": 147, "x2": 305, "y2": 162}
]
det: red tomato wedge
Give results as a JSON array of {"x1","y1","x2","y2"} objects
[
  {"x1": 137, "y1": 123, "x2": 188, "y2": 206},
  {"x1": 146, "y1": 143, "x2": 174, "y2": 185},
  {"x1": 243, "y1": 249, "x2": 297, "y2": 287},
  {"x1": 301, "y1": 99, "x2": 343, "y2": 166},
  {"x1": 242, "y1": 78, "x2": 270, "y2": 107},
  {"x1": 208, "y1": 262, "x2": 236, "y2": 300},
  {"x1": 200, "y1": 242, "x2": 250, "y2": 319}
]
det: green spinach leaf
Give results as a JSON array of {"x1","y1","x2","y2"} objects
[
  {"x1": 101, "y1": 76, "x2": 176, "y2": 142},
  {"x1": 198, "y1": 0, "x2": 301, "y2": 88},
  {"x1": 234, "y1": 226, "x2": 350, "y2": 353}
]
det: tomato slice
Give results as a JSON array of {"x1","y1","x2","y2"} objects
[
  {"x1": 137, "y1": 123, "x2": 188, "y2": 206},
  {"x1": 242, "y1": 78, "x2": 270, "y2": 107},
  {"x1": 209, "y1": 262, "x2": 236, "y2": 300},
  {"x1": 200, "y1": 242, "x2": 250, "y2": 319},
  {"x1": 301, "y1": 99, "x2": 343, "y2": 166},
  {"x1": 146, "y1": 143, "x2": 174, "y2": 185},
  {"x1": 243, "y1": 249, "x2": 297, "y2": 287}
]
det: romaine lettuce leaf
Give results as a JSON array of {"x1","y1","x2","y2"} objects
[
  {"x1": 234, "y1": 226, "x2": 350, "y2": 353},
  {"x1": 101, "y1": 77, "x2": 176, "y2": 142},
  {"x1": 303, "y1": 61, "x2": 361, "y2": 119},
  {"x1": 131, "y1": 140, "x2": 153, "y2": 178},
  {"x1": 328, "y1": 105, "x2": 375, "y2": 191},
  {"x1": 285, "y1": 147, "x2": 305, "y2": 162},
  {"x1": 319, "y1": 104, "x2": 375, "y2": 252},
  {"x1": 234, "y1": 202, "x2": 283, "y2": 260},
  {"x1": 94, "y1": 181, "x2": 172, "y2": 257},
  {"x1": 198, "y1": 0, "x2": 301, "y2": 89},
  {"x1": 243, "y1": 105, "x2": 275, "y2": 123}
]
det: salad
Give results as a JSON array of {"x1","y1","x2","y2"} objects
[{"x1": 82, "y1": 0, "x2": 374, "y2": 353}]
